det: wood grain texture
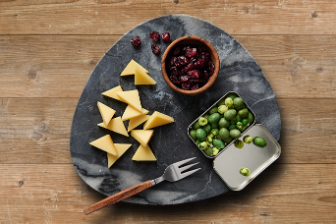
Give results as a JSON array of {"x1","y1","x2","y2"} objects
[
  {"x1": 0, "y1": 0, "x2": 336, "y2": 35},
  {"x1": 1, "y1": 34, "x2": 336, "y2": 98},
  {"x1": 84, "y1": 180, "x2": 153, "y2": 215},
  {"x1": 0, "y1": 164, "x2": 334, "y2": 223},
  {"x1": 0, "y1": 97, "x2": 335, "y2": 164}
]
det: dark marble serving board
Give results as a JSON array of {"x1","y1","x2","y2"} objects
[{"x1": 70, "y1": 15, "x2": 281, "y2": 205}]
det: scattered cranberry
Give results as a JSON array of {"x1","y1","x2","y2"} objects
[
  {"x1": 151, "y1": 44, "x2": 161, "y2": 55},
  {"x1": 131, "y1": 36, "x2": 141, "y2": 47},
  {"x1": 166, "y1": 44, "x2": 215, "y2": 90},
  {"x1": 162, "y1": 32, "x2": 171, "y2": 42},
  {"x1": 150, "y1": 31, "x2": 160, "y2": 42}
]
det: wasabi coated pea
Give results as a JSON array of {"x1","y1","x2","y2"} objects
[
  {"x1": 212, "y1": 147, "x2": 219, "y2": 156},
  {"x1": 234, "y1": 140, "x2": 244, "y2": 149},
  {"x1": 195, "y1": 139, "x2": 201, "y2": 145},
  {"x1": 243, "y1": 135, "x2": 253, "y2": 144},
  {"x1": 223, "y1": 136, "x2": 233, "y2": 144},
  {"x1": 231, "y1": 115, "x2": 241, "y2": 124},
  {"x1": 219, "y1": 128, "x2": 230, "y2": 140},
  {"x1": 189, "y1": 129, "x2": 197, "y2": 140},
  {"x1": 236, "y1": 122, "x2": 243, "y2": 130},
  {"x1": 198, "y1": 117, "x2": 208, "y2": 126},
  {"x1": 233, "y1": 97, "x2": 244, "y2": 108},
  {"x1": 211, "y1": 129, "x2": 219, "y2": 136},
  {"x1": 224, "y1": 109, "x2": 237, "y2": 120},
  {"x1": 192, "y1": 122, "x2": 201, "y2": 130},
  {"x1": 228, "y1": 124, "x2": 237, "y2": 131},
  {"x1": 247, "y1": 112, "x2": 254, "y2": 124},
  {"x1": 226, "y1": 93, "x2": 237, "y2": 100},
  {"x1": 218, "y1": 105, "x2": 228, "y2": 114},
  {"x1": 225, "y1": 97, "x2": 234, "y2": 108},
  {"x1": 235, "y1": 104, "x2": 246, "y2": 111},
  {"x1": 240, "y1": 167, "x2": 250, "y2": 176},
  {"x1": 196, "y1": 129, "x2": 206, "y2": 141},
  {"x1": 238, "y1": 109, "x2": 249, "y2": 118},
  {"x1": 241, "y1": 119, "x2": 248, "y2": 126},
  {"x1": 203, "y1": 114, "x2": 210, "y2": 120},
  {"x1": 209, "y1": 107, "x2": 218, "y2": 114},
  {"x1": 202, "y1": 124, "x2": 211, "y2": 134},
  {"x1": 212, "y1": 138, "x2": 225, "y2": 149},
  {"x1": 206, "y1": 136, "x2": 213, "y2": 144},
  {"x1": 205, "y1": 146, "x2": 213, "y2": 156},
  {"x1": 217, "y1": 98, "x2": 226, "y2": 106},
  {"x1": 230, "y1": 129, "x2": 241, "y2": 138},
  {"x1": 211, "y1": 122, "x2": 218, "y2": 129},
  {"x1": 253, "y1": 137, "x2": 267, "y2": 147},
  {"x1": 219, "y1": 118, "x2": 230, "y2": 129},
  {"x1": 198, "y1": 141, "x2": 207, "y2": 150},
  {"x1": 208, "y1": 133, "x2": 214, "y2": 138},
  {"x1": 208, "y1": 113, "x2": 221, "y2": 124}
]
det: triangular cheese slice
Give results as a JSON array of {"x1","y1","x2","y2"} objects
[
  {"x1": 128, "y1": 115, "x2": 150, "y2": 132},
  {"x1": 97, "y1": 102, "x2": 116, "y2": 125},
  {"x1": 90, "y1": 135, "x2": 117, "y2": 156},
  {"x1": 122, "y1": 105, "x2": 148, "y2": 121},
  {"x1": 120, "y1": 60, "x2": 148, "y2": 76},
  {"x1": 132, "y1": 144, "x2": 156, "y2": 161},
  {"x1": 98, "y1": 117, "x2": 129, "y2": 137},
  {"x1": 116, "y1": 90, "x2": 142, "y2": 112},
  {"x1": 143, "y1": 111, "x2": 174, "y2": 130},
  {"x1": 107, "y1": 143, "x2": 132, "y2": 168},
  {"x1": 102, "y1": 86, "x2": 126, "y2": 102},
  {"x1": 130, "y1": 130, "x2": 154, "y2": 146},
  {"x1": 134, "y1": 65, "x2": 156, "y2": 85}
]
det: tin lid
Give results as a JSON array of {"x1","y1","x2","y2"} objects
[{"x1": 213, "y1": 124, "x2": 281, "y2": 191}]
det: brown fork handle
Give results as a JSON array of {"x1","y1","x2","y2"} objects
[{"x1": 84, "y1": 180, "x2": 153, "y2": 215}]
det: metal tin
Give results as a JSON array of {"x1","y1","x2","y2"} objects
[
  {"x1": 213, "y1": 124, "x2": 281, "y2": 191},
  {"x1": 187, "y1": 91, "x2": 256, "y2": 159}
]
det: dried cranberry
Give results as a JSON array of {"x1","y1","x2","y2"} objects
[
  {"x1": 170, "y1": 57, "x2": 177, "y2": 66},
  {"x1": 190, "y1": 57, "x2": 197, "y2": 62},
  {"x1": 197, "y1": 46, "x2": 206, "y2": 53},
  {"x1": 184, "y1": 48, "x2": 197, "y2": 57},
  {"x1": 177, "y1": 56, "x2": 190, "y2": 66},
  {"x1": 183, "y1": 63, "x2": 194, "y2": 73},
  {"x1": 180, "y1": 75, "x2": 189, "y2": 82},
  {"x1": 181, "y1": 82, "x2": 191, "y2": 90},
  {"x1": 190, "y1": 83, "x2": 200, "y2": 90},
  {"x1": 150, "y1": 31, "x2": 160, "y2": 42},
  {"x1": 170, "y1": 66, "x2": 178, "y2": 76},
  {"x1": 151, "y1": 44, "x2": 161, "y2": 55},
  {"x1": 173, "y1": 47, "x2": 181, "y2": 55},
  {"x1": 194, "y1": 58, "x2": 206, "y2": 68},
  {"x1": 187, "y1": 70, "x2": 201, "y2": 79},
  {"x1": 131, "y1": 36, "x2": 141, "y2": 47},
  {"x1": 170, "y1": 76, "x2": 180, "y2": 84},
  {"x1": 161, "y1": 32, "x2": 171, "y2": 42}
]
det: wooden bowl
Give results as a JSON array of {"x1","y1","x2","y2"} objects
[{"x1": 161, "y1": 35, "x2": 220, "y2": 95}]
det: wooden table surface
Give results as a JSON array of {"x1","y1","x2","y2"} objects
[{"x1": 1, "y1": 1, "x2": 336, "y2": 223}]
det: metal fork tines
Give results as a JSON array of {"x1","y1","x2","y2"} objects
[{"x1": 151, "y1": 157, "x2": 201, "y2": 185}]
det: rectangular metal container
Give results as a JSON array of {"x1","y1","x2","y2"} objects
[
  {"x1": 187, "y1": 91, "x2": 281, "y2": 191},
  {"x1": 213, "y1": 124, "x2": 281, "y2": 191},
  {"x1": 187, "y1": 91, "x2": 256, "y2": 159}
]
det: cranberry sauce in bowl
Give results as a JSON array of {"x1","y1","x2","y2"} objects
[{"x1": 161, "y1": 36, "x2": 219, "y2": 95}]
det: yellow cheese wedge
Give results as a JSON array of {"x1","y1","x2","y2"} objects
[
  {"x1": 122, "y1": 105, "x2": 148, "y2": 121},
  {"x1": 97, "y1": 102, "x2": 116, "y2": 126},
  {"x1": 90, "y1": 135, "x2": 117, "y2": 156},
  {"x1": 130, "y1": 130, "x2": 154, "y2": 146},
  {"x1": 107, "y1": 143, "x2": 132, "y2": 168},
  {"x1": 143, "y1": 111, "x2": 174, "y2": 130},
  {"x1": 120, "y1": 60, "x2": 148, "y2": 76},
  {"x1": 102, "y1": 86, "x2": 126, "y2": 102},
  {"x1": 116, "y1": 90, "x2": 142, "y2": 112},
  {"x1": 128, "y1": 114, "x2": 150, "y2": 132},
  {"x1": 132, "y1": 144, "x2": 156, "y2": 161},
  {"x1": 98, "y1": 117, "x2": 129, "y2": 137},
  {"x1": 134, "y1": 65, "x2": 156, "y2": 85}
]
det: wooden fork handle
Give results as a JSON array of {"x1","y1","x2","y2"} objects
[{"x1": 84, "y1": 180, "x2": 153, "y2": 215}]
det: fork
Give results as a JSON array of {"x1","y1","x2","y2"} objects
[{"x1": 84, "y1": 157, "x2": 200, "y2": 215}]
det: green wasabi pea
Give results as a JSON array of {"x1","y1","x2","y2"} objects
[
  {"x1": 243, "y1": 135, "x2": 253, "y2": 144},
  {"x1": 230, "y1": 129, "x2": 241, "y2": 139},
  {"x1": 234, "y1": 140, "x2": 244, "y2": 149},
  {"x1": 198, "y1": 117, "x2": 208, "y2": 126},
  {"x1": 196, "y1": 128, "x2": 206, "y2": 141},
  {"x1": 236, "y1": 122, "x2": 243, "y2": 130},
  {"x1": 212, "y1": 147, "x2": 219, "y2": 156},
  {"x1": 226, "y1": 93, "x2": 237, "y2": 100},
  {"x1": 253, "y1": 137, "x2": 267, "y2": 147},
  {"x1": 205, "y1": 146, "x2": 213, "y2": 156},
  {"x1": 189, "y1": 129, "x2": 197, "y2": 140},
  {"x1": 247, "y1": 112, "x2": 254, "y2": 124},
  {"x1": 219, "y1": 128, "x2": 230, "y2": 140},
  {"x1": 211, "y1": 129, "x2": 219, "y2": 136},
  {"x1": 233, "y1": 97, "x2": 244, "y2": 108},
  {"x1": 206, "y1": 136, "x2": 213, "y2": 144},
  {"x1": 208, "y1": 113, "x2": 221, "y2": 124},
  {"x1": 240, "y1": 167, "x2": 251, "y2": 176},
  {"x1": 203, "y1": 114, "x2": 210, "y2": 120},
  {"x1": 217, "y1": 98, "x2": 226, "y2": 106},
  {"x1": 224, "y1": 109, "x2": 237, "y2": 120},
  {"x1": 198, "y1": 141, "x2": 208, "y2": 150},
  {"x1": 219, "y1": 118, "x2": 230, "y2": 129},
  {"x1": 218, "y1": 105, "x2": 228, "y2": 114},
  {"x1": 202, "y1": 124, "x2": 211, "y2": 134},
  {"x1": 192, "y1": 122, "x2": 201, "y2": 130},
  {"x1": 241, "y1": 119, "x2": 248, "y2": 126},
  {"x1": 238, "y1": 109, "x2": 249, "y2": 118},
  {"x1": 209, "y1": 107, "x2": 218, "y2": 114},
  {"x1": 225, "y1": 97, "x2": 234, "y2": 108},
  {"x1": 210, "y1": 122, "x2": 218, "y2": 129},
  {"x1": 212, "y1": 138, "x2": 225, "y2": 149},
  {"x1": 195, "y1": 139, "x2": 201, "y2": 145},
  {"x1": 228, "y1": 124, "x2": 237, "y2": 131}
]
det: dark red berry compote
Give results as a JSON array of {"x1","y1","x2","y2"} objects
[
  {"x1": 131, "y1": 36, "x2": 141, "y2": 47},
  {"x1": 166, "y1": 45, "x2": 214, "y2": 90}
]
